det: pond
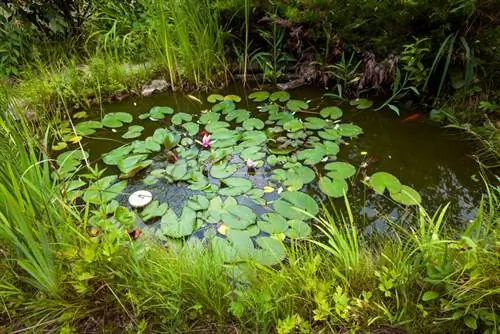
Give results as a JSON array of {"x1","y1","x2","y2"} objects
[{"x1": 53, "y1": 85, "x2": 484, "y2": 264}]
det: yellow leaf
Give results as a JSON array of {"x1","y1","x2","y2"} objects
[
  {"x1": 271, "y1": 233, "x2": 286, "y2": 241},
  {"x1": 361, "y1": 151, "x2": 368, "y2": 155},
  {"x1": 187, "y1": 94, "x2": 202, "y2": 104},
  {"x1": 52, "y1": 142, "x2": 68, "y2": 151},
  {"x1": 69, "y1": 135, "x2": 83, "y2": 144},
  {"x1": 263, "y1": 186, "x2": 274, "y2": 193},
  {"x1": 217, "y1": 224, "x2": 228, "y2": 236}
]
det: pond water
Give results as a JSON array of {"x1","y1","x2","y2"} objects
[{"x1": 57, "y1": 84, "x2": 484, "y2": 262}]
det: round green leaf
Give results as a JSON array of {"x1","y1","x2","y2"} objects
[
  {"x1": 242, "y1": 118, "x2": 265, "y2": 130},
  {"x1": 270, "y1": 91, "x2": 290, "y2": 102},
  {"x1": 286, "y1": 99, "x2": 309, "y2": 112},
  {"x1": 207, "y1": 94, "x2": 224, "y2": 103},
  {"x1": 249, "y1": 91, "x2": 270, "y2": 102},
  {"x1": 102, "y1": 112, "x2": 133, "y2": 128},
  {"x1": 273, "y1": 191, "x2": 319, "y2": 220},
  {"x1": 324, "y1": 162, "x2": 356, "y2": 179},
  {"x1": 319, "y1": 177, "x2": 348, "y2": 198},
  {"x1": 320, "y1": 106, "x2": 343, "y2": 119},
  {"x1": 390, "y1": 185, "x2": 422, "y2": 206},
  {"x1": 369, "y1": 172, "x2": 402, "y2": 194}
]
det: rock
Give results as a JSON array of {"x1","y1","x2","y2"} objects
[{"x1": 141, "y1": 79, "x2": 168, "y2": 96}]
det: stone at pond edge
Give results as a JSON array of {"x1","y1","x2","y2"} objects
[
  {"x1": 129, "y1": 190, "x2": 153, "y2": 208},
  {"x1": 142, "y1": 79, "x2": 169, "y2": 96}
]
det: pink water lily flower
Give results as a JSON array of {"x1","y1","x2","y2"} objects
[{"x1": 201, "y1": 134, "x2": 211, "y2": 148}]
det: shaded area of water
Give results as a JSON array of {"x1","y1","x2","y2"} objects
[{"x1": 81, "y1": 84, "x2": 483, "y2": 233}]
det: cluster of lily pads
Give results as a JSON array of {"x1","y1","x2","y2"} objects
[{"x1": 53, "y1": 90, "x2": 421, "y2": 265}]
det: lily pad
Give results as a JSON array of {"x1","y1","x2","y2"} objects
[
  {"x1": 165, "y1": 159, "x2": 189, "y2": 181},
  {"x1": 390, "y1": 185, "x2": 422, "y2": 205},
  {"x1": 132, "y1": 139, "x2": 161, "y2": 153},
  {"x1": 350, "y1": 98, "x2": 373, "y2": 110},
  {"x1": 161, "y1": 207, "x2": 196, "y2": 238},
  {"x1": 207, "y1": 94, "x2": 224, "y2": 103},
  {"x1": 206, "y1": 121, "x2": 230, "y2": 133},
  {"x1": 286, "y1": 99, "x2": 309, "y2": 112},
  {"x1": 283, "y1": 119, "x2": 304, "y2": 132},
  {"x1": 273, "y1": 191, "x2": 319, "y2": 220},
  {"x1": 257, "y1": 213, "x2": 289, "y2": 234},
  {"x1": 318, "y1": 129, "x2": 341, "y2": 141},
  {"x1": 141, "y1": 201, "x2": 169, "y2": 221},
  {"x1": 325, "y1": 162, "x2": 356, "y2": 179},
  {"x1": 240, "y1": 146, "x2": 265, "y2": 162},
  {"x1": 221, "y1": 203, "x2": 256, "y2": 229},
  {"x1": 286, "y1": 220, "x2": 311, "y2": 238},
  {"x1": 199, "y1": 112, "x2": 220, "y2": 124},
  {"x1": 254, "y1": 237, "x2": 286, "y2": 266},
  {"x1": 210, "y1": 162, "x2": 239, "y2": 179},
  {"x1": 102, "y1": 145, "x2": 133, "y2": 165},
  {"x1": 102, "y1": 112, "x2": 133, "y2": 128},
  {"x1": 75, "y1": 121, "x2": 103, "y2": 136},
  {"x1": 249, "y1": 91, "x2": 270, "y2": 102},
  {"x1": 270, "y1": 91, "x2": 290, "y2": 103},
  {"x1": 83, "y1": 175, "x2": 126, "y2": 205},
  {"x1": 225, "y1": 109, "x2": 250, "y2": 123},
  {"x1": 304, "y1": 117, "x2": 328, "y2": 130},
  {"x1": 187, "y1": 195, "x2": 210, "y2": 211},
  {"x1": 320, "y1": 106, "x2": 343, "y2": 119},
  {"x1": 182, "y1": 122, "x2": 199, "y2": 136},
  {"x1": 226, "y1": 229, "x2": 255, "y2": 259},
  {"x1": 212, "y1": 100, "x2": 235, "y2": 113},
  {"x1": 242, "y1": 118, "x2": 265, "y2": 131},
  {"x1": 145, "y1": 106, "x2": 175, "y2": 120},
  {"x1": 117, "y1": 154, "x2": 152, "y2": 177},
  {"x1": 219, "y1": 177, "x2": 252, "y2": 196},
  {"x1": 297, "y1": 146, "x2": 326, "y2": 165},
  {"x1": 338, "y1": 124, "x2": 363, "y2": 137},
  {"x1": 172, "y1": 112, "x2": 192, "y2": 125},
  {"x1": 224, "y1": 94, "x2": 241, "y2": 102},
  {"x1": 369, "y1": 172, "x2": 402, "y2": 194},
  {"x1": 122, "y1": 125, "x2": 144, "y2": 139},
  {"x1": 319, "y1": 177, "x2": 348, "y2": 198}
]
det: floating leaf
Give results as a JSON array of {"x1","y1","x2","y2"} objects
[
  {"x1": 83, "y1": 175, "x2": 126, "y2": 205},
  {"x1": 390, "y1": 185, "x2": 422, "y2": 205},
  {"x1": 199, "y1": 112, "x2": 220, "y2": 124},
  {"x1": 148, "y1": 106, "x2": 174, "y2": 119},
  {"x1": 182, "y1": 122, "x2": 199, "y2": 136},
  {"x1": 264, "y1": 186, "x2": 275, "y2": 193},
  {"x1": 254, "y1": 237, "x2": 285, "y2": 266},
  {"x1": 273, "y1": 191, "x2": 319, "y2": 220},
  {"x1": 210, "y1": 162, "x2": 239, "y2": 179},
  {"x1": 369, "y1": 172, "x2": 402, "y2": 194},
  {"x1": 73, "y1": 111, "x2": 88, "y2": 119},
  {"x1": 249, "y1": 91, "x2": 270, "y2": 102},
  {"x1": 207, "y1": 94, "x2": 224, "y2": 103},
  {"x1": 240, "y1": 146, "x2": 265, "y2": 162},
  {"x1": 224, "y1": 94, "x2": 241, "y2": 102},
  {"x1": 318, "y1": 129, "x2": 341, "y2": 141},
  {"x1": 258, "y1": 213, "x2": 288, "y2": 234},
  {"x1": 122, "y1": 125, "x2": 144, "y2": 139},
  {"x1": 320, "y1": 106, "x2": 343, "y2": 119},
  {"x1": 325, "y1": 162, "x2": 356, "y2": 179},
  {"x1": 338, "y1": 124, "x2": 363, "y2": 137},
  {"x1": 206, "y1": 121, "x2": 230, "y2": 133},
  {"x1": 212, "y1": 100, "x2": 235, "y2": 113},
  {"x1": 219, "y1": 177, "x2": 252, "y2": 196},
  {"x1": 117, "y1": 154, "x2": 152, "y2": 177},
  {"x1": 132, "y1": 139, "x2": 161, "y2": 153},
  {"x1": 102, "y1": 145, "x2": 132, "y2": 165},
  {"x1": 172, "y1": 112, "x2": 192, "y2": 125},
  {"x1": 297, "y1": 146, "x2": 326, "y2": 165},
  {"x1": 102, "y1": 112, "x2": 133, "y2": 128},
  {"x1": 319, "y1": 177, "x2": 348, "y2": 198},
  {"x1": 163, "y1": 131, "x2": 181, "y2": 150},
  {"x1": 165, "y1": 159, "x2": 188, "y2": 181},
  {"x1": 242, "y1": 118, "x2": 265, "y2": 131},
  {"x1": 270, "y1": 91, "x2": 290, "y2": 102},
  {"x1": 52, "y1": 142, "x2": 67, "y2": 151},
  {"x1": 187, "y1": 195, "x2": 210, "y2": 211},
  {"x1": 304, "y1": 117, "x2": 328, "y2": 130},
  {"x1": 221, "y1": 203, "x2": 256, "y2": 229},
  {"x1": 286, "y1": 220, "x2": 311, "y2": 238},
  {"x1": 75, "y1": 121, "x2": 103, "y2": 136},
  {"x1": 286, "y1": 99, "x2": 309, "y2": 112},
  {"x1": 350, "y1": 98, "x2": 373, "y2": 110},
  {"x1": 161, "y1": 207, "x2": 196, "y2": 238},
  {"x1": 141, "y1": 201, "x2": 169, "y2": 221},
  {"x1": 226, "y1": 229, "x2": 254, "y2": 258},
  {"x1": 225, "y1": 109, "x2": 250, "y2": 123},
  {"x1": 283, "y1": 119, "x2": 304, "y2": 132}
]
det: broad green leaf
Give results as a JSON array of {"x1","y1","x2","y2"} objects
[
  {"x1": 319, "y1": 177, "x2": 348, "y2": 198},
  {"x1": 318, "y1": 129, "x2": 341, "y2": 141},
  {"x1": 249, "y1": 91, "x2": 270, "y2": 102},
  {"x1": 297, "y1": 147, "x2": 326, "y2": 165},
  {"x1": 207, "y1": 94, "x2": 224, "y2": 103},
  {"x1": 325, "y1": 162, "x2": 356, "y2": 179},
  {"x1": 199, "y1": 112, "x2": 220, "y2": 124},
  {"x1": 338, "y1": 123, "x2": 363, "y2": 137},
  {"x1": 242, "y1": 118, "x2": 265, "y2": 130},
  {"x1": 102, "y1": 112, "x2": 133, "y2": 128},
  {"x1": 114, "y1": 206, "x2": 135, "y2": 229},
  {"x1": 166, "y1": 159, "x2": 188, "y2": 180},
  {"x1": 227, "y1": 229, "x2": 255, "y2": 258},
  {"x1": 273, "y1": 191, "x2": 319, "y2": 220},
  {"x1": 286, "y1": 99, "x2": 309, "y2": 112},
  {"x1": 83, "y1": 175, "x2": 126, "y2": 205},
  {"x1": 149, "y1": 106, "x2": 174, "y2": 119},
  {"x1": 422, "y1": 291, "x2": 439, "y2": 301},
  {"x1": 283, "y1": 119, "x2": 304, "y2": 132},
  {"x1": 224, "y1": 94, "x2": 241, "y2": 102},
  {"x1": 219, "y1": 177, "x2": 252, "y2": 196},
  {"x1": 254, "y1": 237, "x2": 286, "y2": 265},
  {"x1": 212, "y1": 100, "x2": 235, "y2": 113},
  {"x1": 304, "y1": 117, "x2": 328, "y2": 130},
  {"x1": 132, "y1": 139, "x2": 161, "y2": 153},
  {"x1": 221, "y1": 204, "x2": 256, "y2": 229},
  {"x1": 286, "y1": 220, "x2": 311, "y2": 238},
  {"x1": 225, "y1": 109, "x2": 250, "y2": 123},
  {"x1": 206, "y1": 121, "x2": 230, "y2": 133},
  {"x1": 141, "y1": 201, "x2": 169, "y2": 221},
  {"x1": 390, "y1": 185, "x2": 422, "y2": 205},
  {"x1": 187, "y1": 195, "x2": 210, "y2": 211},
  {"x1": 320, "y1": 106, "x2": 343, "y2": 119},
  {"x1": 369, "y1": 172, "x2": 402, "y2": 194},
  {"x1": 75, "y1": 120, "x2": 103, "y2": 136},
  {"x1": 257, "y1": 213, "x2": 288, "y2": 234},
  {"x1": 171, "y1": 112, "x2": 192, "y2": 125},
  {"x1": 350, "y1": 98, "x2": 373, "y2": 110},
  {"x1": 210, "y1": 162, "x2": 239, "y2": 179},
  {"x1": 161, "y1": 208, "x2": 196, "y2": 238},
  {"x1": 269, "y1": 91, "x2": 290, "y2": 102},
  {"x1": 240, "y1": 146, "x2": 265, "y2": 162},
  {"x1": 122, "y1": 125, "x2": 144, "y2": 139},
  {"x1": 182, "y1": 122, "x2": 199, "y2": 136}
]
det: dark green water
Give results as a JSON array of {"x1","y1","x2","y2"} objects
[{"x1": 81, "y1": 85, "x2": 483, "y2": 233}]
